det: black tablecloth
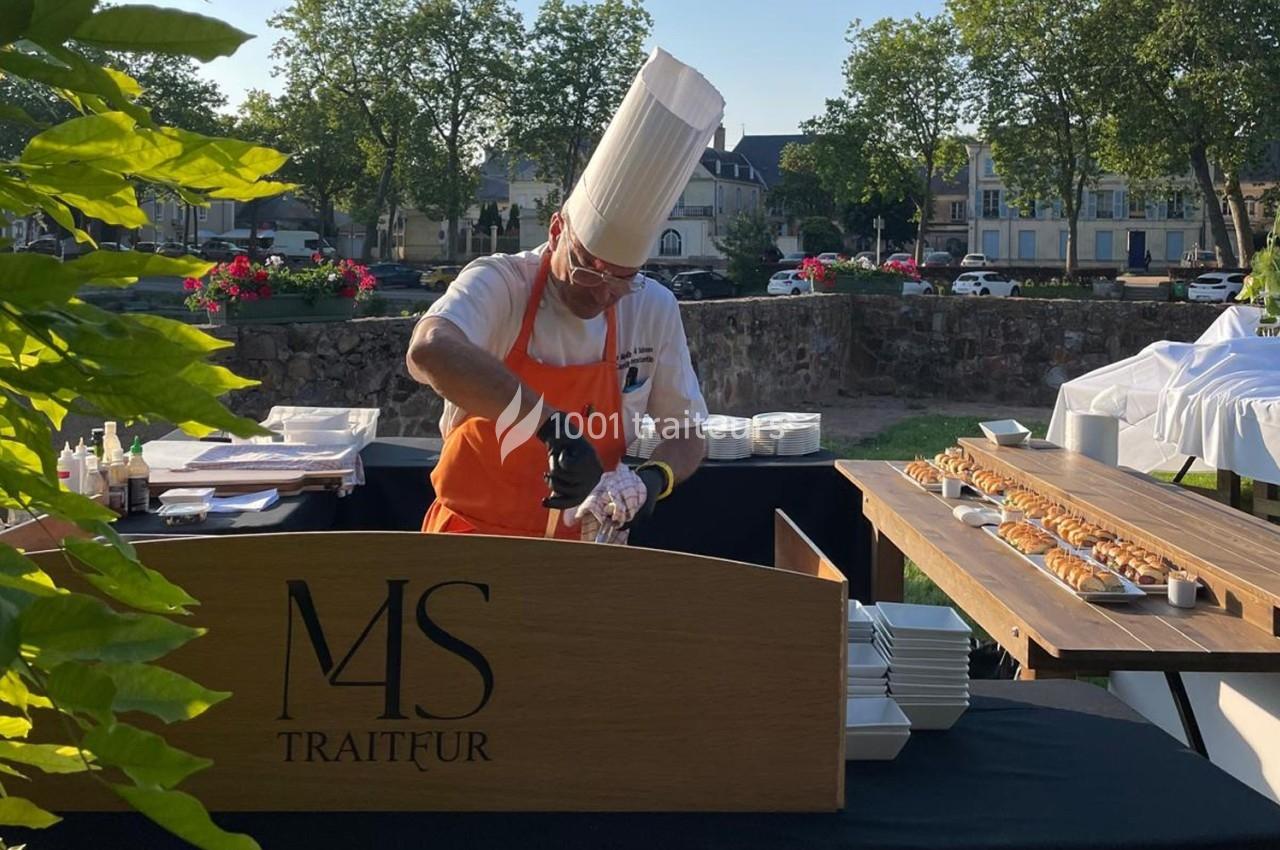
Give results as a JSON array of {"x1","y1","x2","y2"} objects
[
  {"x1": 18, "y1": 681, "x2": 1280, "y2": 850},
  {"x1": 112, "y1": 493, "x2": 338, "y2": 536}
]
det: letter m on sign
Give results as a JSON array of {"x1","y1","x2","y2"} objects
[{"x1": 279, "y1": 579, "x2": 408, "y2": 721}]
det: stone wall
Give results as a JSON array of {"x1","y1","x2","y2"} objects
[
  {"x1": 210, "y1": 293, "x2": 851, "y2": 436},
  {"x1": 846, "y1": 295, "x2": 1224, "y2": 406}
]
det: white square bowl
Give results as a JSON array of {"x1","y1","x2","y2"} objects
[
  {"x1": 888, "y1": 681, "x2": 970, "y2": 697},
  {"x1": 846, "y1": 697, "x2": 911, "y2": 732},
  {"x1": 980, "y1": 419, "x2": 1031, "y2": 447},
  {"x1": 848, "y1": 642, "x2": 889, "y2": 679},
  {"x1": 894, "y1": 700, "x2": 969, "y2": 731},
  {"x1": 873, "y1": 602, "x2": 972, "y2": 639},
  {"x1": 889, "y1": 668, "x2": 970, "y2": 684},
  {"x1": 845, "y1": 728, "x2": 910, "y2": 761}
]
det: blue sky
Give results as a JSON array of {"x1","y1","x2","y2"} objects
[{"x1": 150, "y1": 0, "x2": 944, "y2": 145}]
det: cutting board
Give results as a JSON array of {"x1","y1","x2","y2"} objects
[{"x1": 150, "y1": 469, "x2": 351, "y2": 497}]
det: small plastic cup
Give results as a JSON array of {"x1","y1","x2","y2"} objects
[
  {"x1": 1168, "y1": 575, "x2": 1197, "y2": 609},
  {"x1": 941, "y1": 476, "x2": 963, "y2": 499}
]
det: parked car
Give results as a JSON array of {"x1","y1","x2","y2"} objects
[
  {"x1": 778, "y1": 251, "x2": 810, "y2": 268},
  {"x1": 951, "y1": 270, "x2": 1020, "y2": 297},
  {"x1": 21, "y1": 236, "x2": 59, "y2": 256},
  {"x1": 960, "y1": 253, "x2": 988, "y2": 268},
  {"x1": 760, "y1": 245, "x2": 783, "y2": 263},
  {"x1": 198, "y1": 239, "x2": 245, "y2": 262},
  {"x1": 922, "y1": 251, "x2": 954, "y2": 267},
  {"x1": 156, "y1": 241, "x2": 188, "y2": 257},
  {"x1": 641, "y1": 266, "x2": 673, "y2": 289},
  {"x1": 423, "y1": 265, "x2": 463, "y2": 291},
  {"x1": 133, "y1": 241, "x2": 157, "y2": 254},
  {"x1": 902, "y1": 279, "x2": 935, "y2": 296},
  {"x1": 766, "y1": 270, "x2": 812, "y2": 296},
  {"x1": 368, "y1": 262, "x2": 424, "y2": 288},
  {"x1": 883, "y1": 252, "x2": 913, "y2": 266},
  {"x1": 1181, "y1": 250, "x2": 1218, "y2": 269},
  {"x1": 815, "y1": 252, "x2": 845, "y2": 266},
  {"x1": 1186, "y1": 272, "x2": 1246, "y2": 303},
  {"x1": 670, "y1": 270, "x2": 736, "y2": 300},
  {"x1": 96, "y1": 241, "x2": 126, "y2": 252},
  {"x1": 852, "y1": 251, "x2": 877, "y2": 269}
]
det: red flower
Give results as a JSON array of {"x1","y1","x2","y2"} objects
[
  {"x1": 205, "y1": 300, "x2": 221, "y2": 313},
  {"x1": 182, "y1": 277, "x2": 200, "y2": 291},
  {"x1": 228, "y1": 284, "x2": 241, "y2": 297},
  {"x1": 254, "y1": 269, "x2": 268, "y2": 282},
  {"x1": 358, "y1": 274, "x2": 375, "y2": 291},
  {"x1": 258, "y1": 284, "x2": 272, "y2": 299},
  {"x1": 311, "y1": 252, "x2": 324, "y2": 264},
  {"x1": 339, "y1": 285, "x2": 356, "y2": 298}
]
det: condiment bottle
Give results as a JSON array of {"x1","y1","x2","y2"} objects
[
  {"x1": 103, "y1": 421, "x2": 123, "y2": 458},
  {"x1": 127, "y1": 437, "x2": 150, "y2": 515},
  {"x1": 71, "y1": 438, "x2": 88, "y2": 495},
  {"x1": 83, "y1": 454, "x2": 105, "y2": 500},
  {"x1": 105, "y1": 447, "x2": 129, "y2": 516},
  {"x1": 57, "y1": 443, "x2": 73, "y2": 490}
]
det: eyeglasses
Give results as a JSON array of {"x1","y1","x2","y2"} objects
[{"x1": 562, "y1": 221, "x2": 645, "y2": 295}]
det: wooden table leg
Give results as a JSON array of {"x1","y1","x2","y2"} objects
[
  {"x1": 1216, "y1": 469, "x2": 1242, "y2": 509},
  {"x1": 871, "y1": 526, "x2": 904, "y2": 603}
]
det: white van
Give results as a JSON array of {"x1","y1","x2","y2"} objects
[{"x1": 217, "y1": 229, "x2": 335, "y2": 263}]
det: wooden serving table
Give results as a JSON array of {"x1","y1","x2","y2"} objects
[{"x1": 838, "y1": 439, "x2": 1280, "y2": 755}]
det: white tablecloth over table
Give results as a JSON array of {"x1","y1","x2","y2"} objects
[{"x1": 1047, "y1": 306, "x2": 1280, "y2": 482}]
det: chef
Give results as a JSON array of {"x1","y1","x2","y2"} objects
[{"x1": 406, "y1": 48, "x2": 724, "y2": 542}]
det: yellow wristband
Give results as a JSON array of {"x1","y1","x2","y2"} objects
[{"x1": 637, "y1": 460, "x2": 676, "y2": 501}]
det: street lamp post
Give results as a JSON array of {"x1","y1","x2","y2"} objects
[{"x1": 874, "y1": 215, "x2": 884, "y2": 265}]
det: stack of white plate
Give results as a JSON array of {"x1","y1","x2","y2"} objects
[
  {"x1": 626, "y1": 415, "x2": 660, "y2": 459},
  {"x1": 845, "y1": 696, "x2": 911, "y2": 761},
  {"x1": 848, "y1": 642, "x2": 888, "y2": 698},
  {"x1": 848, "y1": 600, "x2": 875, "y2": 644},
  {"x1": 870, "y1": 602, "x2": 971, "y2": 730},
  {"x1": 751, "y1": 412, "x2": 821, "y2": 456},
  {"x1": 702, "y1": 414, "x2": 752, "y2": 460}
]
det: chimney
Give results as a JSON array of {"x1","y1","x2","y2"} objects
[{"x1": 713, "y1": 124, "x2": 726, "y2": 152}]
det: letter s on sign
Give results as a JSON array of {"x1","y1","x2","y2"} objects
[{"x1": 414, "y1": 581, "x2": 494, "y2": 720}]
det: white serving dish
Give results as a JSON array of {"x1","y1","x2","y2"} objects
[
  {"x1": 888, "y1": 681, "x2": 970, "y2": 696},
  {"x1": 873, "y1": 645, "x2": 970, "y2": 675},
  {"x1": 980, "y1": 526, "x2": 1145, "y2": 603},
  {"x1": 874, "y1": 642, "x2": 969, "y2": 664},
  {"x1": 283, "y1": 428, "x2": 357, "y2": 446},
  {"x1": 980, "y1": 419, "x2": 1032, "y2": 447},
  {"x1": 876, "y1": 630, "x2": 971, "y2": 650},
  {"x1": 846, "y1": 697, "x2": 911, "y2": 731},
  {"x1": 847, "y1": 688, "x2": 889, "y2": 698},
  {"x1": 889, "y1": 668, "x2": 970, "y2": 684},
  {"x1": 848, "y1": 674, "x2": 887, "y2": 686},
  {"x1": 848, "y1": 600, "x2": 874, "y2": 626},
  {"x1": 894, "y1": 701, "x2": 969, "y2": 731},
  {"x1": 157, "y1": 487, "x2": 216, "y2": 506},
  {"x1": 845, "y1": 727, "x2": 910, "y2": 761},
  {"x1": 848, "y1": 643, "x2": 889, "y2": 679},
  {"x1": 872, "y1": 602, "x2": 972, "y2": 639}
]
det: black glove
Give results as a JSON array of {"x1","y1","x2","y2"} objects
[
  {"x1": 538, "y1": 411, "x2": 603, "y2": 509},
  {"x1": 623, "y1": 465, "x2": 668, "y2": 531}
]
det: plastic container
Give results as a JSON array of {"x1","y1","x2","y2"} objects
[{"x1": 158, "y1": 503, "x2": 208, "y2": 526}]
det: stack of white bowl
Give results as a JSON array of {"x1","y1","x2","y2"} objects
[
  {"x1": 701, "y1": 414, "x2": 752, "y2": 460},
  {"x1": 751, "y1": 412, "x2": 821, "y2": 456},
  {"x1": 626, "y1": 415, "x2": 660, "y2": 459},
  {"x1": 848, "y1": 600, "x2": 885, "y2": 697},
  {"x1": 870, "y1": 602, "x2": 971, "y2": 730}
]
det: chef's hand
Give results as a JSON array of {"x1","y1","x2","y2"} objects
[
  {"x1": 566, "y1": 465, "x2": 664, "y2": 543},
  {"x1": 538, "y1": 410, "x2": 603, "y2": 509}
]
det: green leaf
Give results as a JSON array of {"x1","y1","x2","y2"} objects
[
  {"x1": 131, "y1": 314, "x2": 232, "y2": 354},
  {"x1": 0, "y1": 102, "x2": 42, "y2": 129},
  {"x1": 0, "y1": 597, "x2": 19, "y2": 669},
  {"x1": 112, "y1": 784, "x2": 260, "y2": 850},
  {"x1": 0, "y1": 671, "x2": 52, "y2": 715},
  {"x1": 84, "y1": 722, "x2": 210, "y2": 788},
  {"x1": 20, "y1": 110, "x2": 135, "y2": 165},
  {"x1": 0, "y1": 795, "x2": 61, "y2": 829},
  {"x1": 0, "y1": 544, "x2": 62, "y2": 599},
  {"x1": 0, "y1": 0, "x2": 35, "y2": 44},
  {"x1": 98, "y1": 663, "x2": 228, "y2": 724},
  {"x1": 18, "y1": 594, "x2": 204, "y2": 666},
  {"x1": 206, "y1": 179, "x2": 295, "y2": 201},
  {"x1": 64, "y1": 538, "x2": 198, "y2": 615},
  {"x1": 0, "y1": 714, "x2": 32, "y2": 738},
  {"x1": 46, "y1": 661, "x2": 116, "y2": 725},
  {"x1": 27, "y1": 0, "x2": 98, "y2": 46},
  {"x1": 74, "y1": 250, "x2": 213, "y2": 285},
  {"x1": 74, "y1": 6, "x2": 253, "y2": 61},
  {"x1": 0, "y1": 740, "x2": 91, "y2": 774}
]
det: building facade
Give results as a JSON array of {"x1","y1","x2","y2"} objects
[
  {"x1": 136, "y1": 197, "x2": 238, "y2": 244},
  {"x1": 965, "y1": 142, "x2": 1224, "y2": 269}
]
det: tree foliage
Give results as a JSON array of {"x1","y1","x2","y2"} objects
[
  {"x1": 769, "y1": 143, "x2": 834, "y2": 220},
  {"x1": 0, "y1": 4, "x2": 292, "y2": 847},
  {"x1": 713, "y1": 210, "x2": 775, "y2": 290},
  {"x1": 511, "y1": 0, "x2": 652, "y2": 195},
  {"x1": 808, "y1": 15, "x2": 966, "y2": 262},
  {"x1": 1095, "y1": 0, "x2": 1280, "y2": 266},
  {"x1": 951, "y1": 0, "x2": 1106, "y2": 275}
]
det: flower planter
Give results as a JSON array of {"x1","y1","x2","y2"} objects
[{"x1": 225, "y1": 294, "x2": 355, "y2": 325}]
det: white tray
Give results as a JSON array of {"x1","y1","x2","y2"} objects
[
  {"x1": 873, "y1": 602, "x2": 972, "y2": 639},
  {"x1": 980, "y1": 526, "x2": 1144, "y2": 603}
]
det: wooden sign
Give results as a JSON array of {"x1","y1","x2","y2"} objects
[{"x1": 32, "y1": 518, "x2": 847, "y2": 812}]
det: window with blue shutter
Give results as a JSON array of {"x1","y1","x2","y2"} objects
[
  {"x1": 1095, "y1": 230, "x2": 1113, "y2": 261},
  {"x1": 1165, "y1": 231, "x2": 1184, "y2": 262},
  {"x1": 1086, "y1": 191, "x2": 1097, "y2": 219},
  {"x1": 1116, "y1": 190, "x2": 1127, "y2": 219}
]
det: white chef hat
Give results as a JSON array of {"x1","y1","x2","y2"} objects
[{"x1": 562, "y1": 48, "x2": 725, "y2": 270}]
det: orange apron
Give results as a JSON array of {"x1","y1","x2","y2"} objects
[{"x1": 422, "y1": 251, "x2": 626, "y2": 539}]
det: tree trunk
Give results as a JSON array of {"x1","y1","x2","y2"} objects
[
  {"x1": 1065, "y1": 175, "x2": 1086, "y2": 279},
  {"x1": 365, "y1": 141, "x2": 399, "y2": 262},
  {"x1": 1225, "y1": 170, "x2": 1253, "y2": 266},
  {"x1": 445, "y1": 141, "x2": 460, "y2": 262},
  {"x1": 248, "y1": 200, "x2": 259, "y2": 263},
  {"x1": 384, "y1": 199, "x2": 398, "y2": 261},
  {"x1": 914, "y1": 168, "x2": 933, "y2": 264},
  {"x1": 1189, "y1": 143, "x2": 1236, "y2": 268}
]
